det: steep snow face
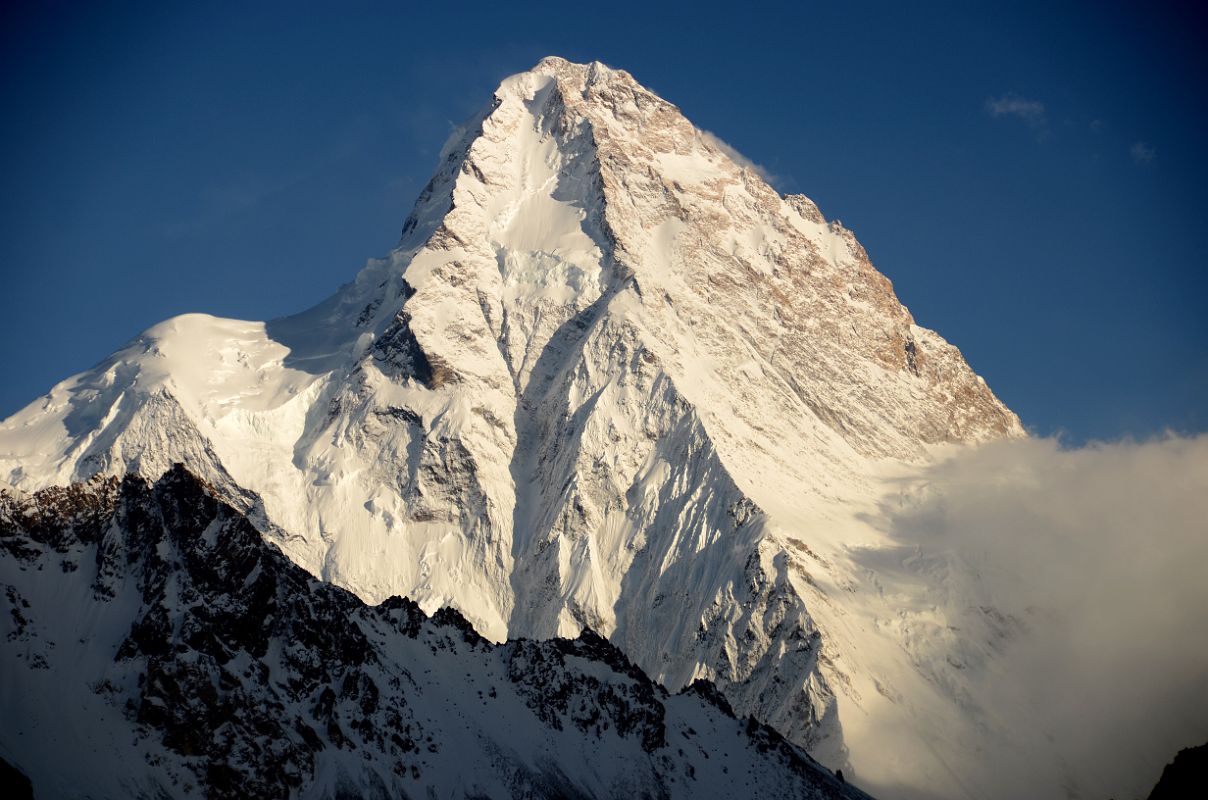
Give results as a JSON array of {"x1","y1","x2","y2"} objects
[
  {"x1": 0, "y1": 469, "x2": 870, "y2": 800},
  {"x1": 0, "y1": 57, "x2": 1027, "y2": 797}
]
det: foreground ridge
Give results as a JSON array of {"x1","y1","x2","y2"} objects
[{"x1": 0, "y1": 466, "x2": 870, "y2": 800}]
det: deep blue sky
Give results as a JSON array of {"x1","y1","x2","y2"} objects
[{"x1": 2, "y1": 1, "x2": 1205, "y2": 441}]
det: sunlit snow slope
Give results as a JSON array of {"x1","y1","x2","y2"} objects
[{"x1": 1, "y1": 57, "x2": 1047, "y2": 799}]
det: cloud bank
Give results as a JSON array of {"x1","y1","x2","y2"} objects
[{"x1": 877, "y1": 434, "x2": 1208, "y2": 799}]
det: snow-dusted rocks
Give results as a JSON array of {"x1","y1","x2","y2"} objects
[
  {"x1": 0, "y1": 468, "x2": 869, "y2": 800},
  {"x1": 1, "y1": 57, "x2": 1026, "y2": 796}
]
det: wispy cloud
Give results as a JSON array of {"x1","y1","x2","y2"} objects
[
  {"x1": 699, "y1": 130, "x2": 782, "y2": 188},
  {"x1": 985, "y1": 94, "x2": 1048, "y2": 135},
  {"x1": 1131, "y1": 141, "x2": 1156, "y2": 164}
]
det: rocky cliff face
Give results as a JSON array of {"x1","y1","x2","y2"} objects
[
  {"x1": 0, "y1": 57, "x2": 1023, "y2": 793},
  {"x1": 0, "y1": 467, "x2": 870, "y2": 800}
]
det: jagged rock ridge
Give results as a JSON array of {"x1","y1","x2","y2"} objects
[{"x1": 0, "y1": 467, "x2": 870, "y2": 800}]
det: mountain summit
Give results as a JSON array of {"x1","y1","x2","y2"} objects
[{"x1": 2, "y1": 58, "x2": 1024, "y2": 796}]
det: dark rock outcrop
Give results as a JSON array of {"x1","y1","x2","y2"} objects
[{"x1": 0, "y1": 466, "x2": 872, "y2": 800}]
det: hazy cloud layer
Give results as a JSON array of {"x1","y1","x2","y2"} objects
[{"x1": 878, "y1": 435, "x2": 1208, "y2": 799}]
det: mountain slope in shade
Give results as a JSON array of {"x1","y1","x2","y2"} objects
[
  {"x1": 0, "y1": 58, "x2": 1032, "y2": 796},
  {"x1": 0, "y1": 467, "x2": 871, "y2": 800}
]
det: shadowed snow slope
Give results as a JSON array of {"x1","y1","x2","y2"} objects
[
  {"x1": 0, "y1": 57, "x2": 1103, "y2": 799},
  {"x1": 0, "y1": 467, "x2": 871, "y2": 800}
]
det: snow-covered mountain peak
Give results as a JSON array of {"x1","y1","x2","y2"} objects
[
  {"x1": 2, "y1": 57, "x2": 1032, "y2": 798},
  {"x1": 350, "y1": 56, "x2": 1020, "y2": 455}
]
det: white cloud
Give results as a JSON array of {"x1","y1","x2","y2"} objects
[
  {"x1": 1132, "y1": 141, "x2": 1157, "y2": 163},
  {"x1": 872, "y1": 434, "x2": 1208, "y2": 800},
  {"x1": 699, "y1": 130, "x2": 781, "y2": 188},
  {"x1": 985, "y1": 94, "x2": 1048, "y2": 134}
]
